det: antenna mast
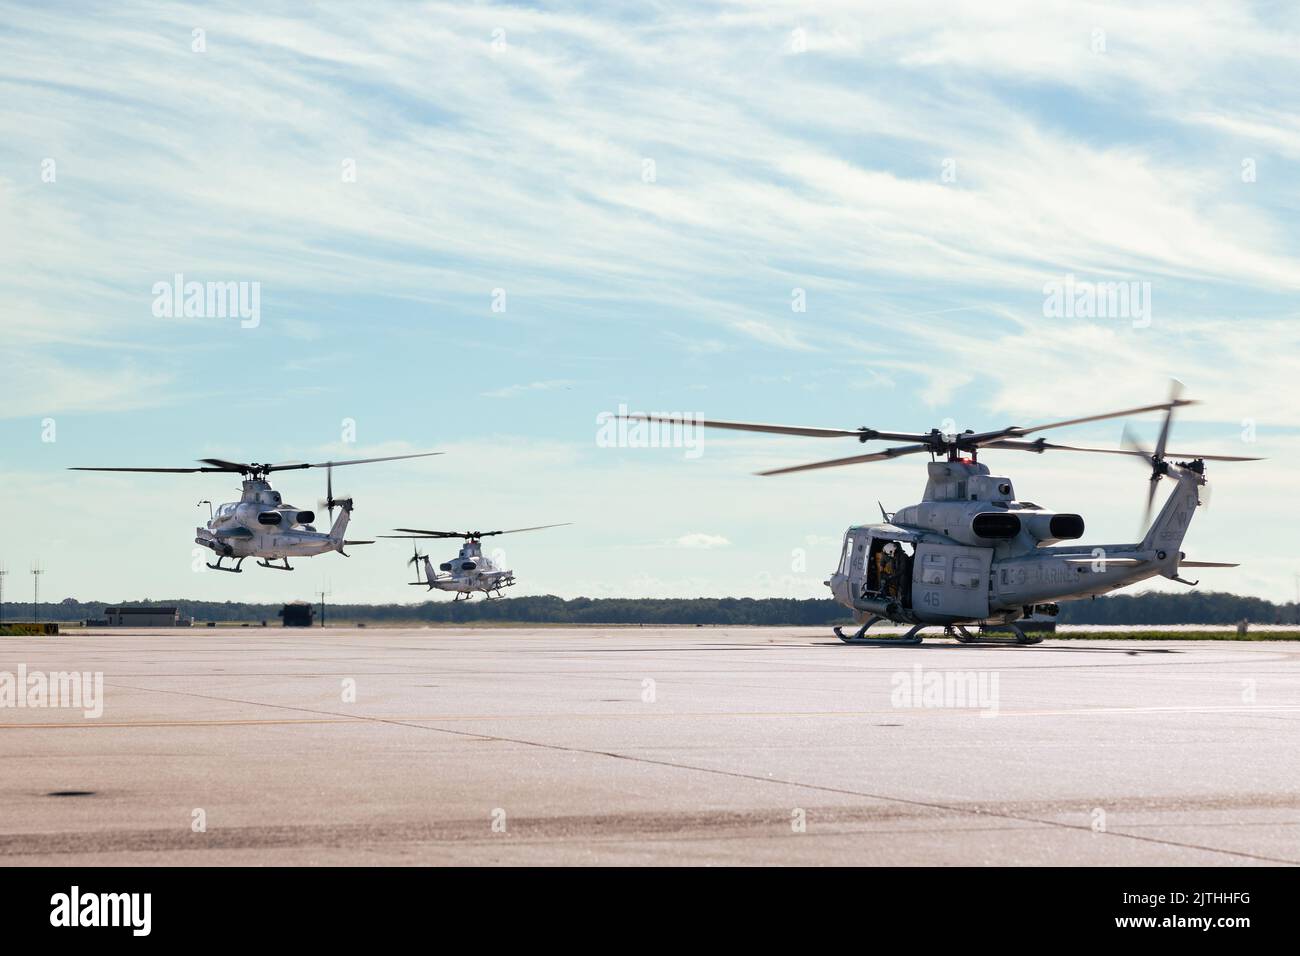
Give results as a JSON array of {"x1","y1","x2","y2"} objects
[{"x1": 31, "y1": 561, "x2": 45, "y2": 627}]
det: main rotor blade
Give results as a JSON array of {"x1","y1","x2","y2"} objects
[
  {"x1": 621, "y1": 413, "x2": 928, "y2": 442},
  {"x1": 983, "y1": 440, "x2": 1261, "y2": 462},
  {"x1": 969, "y1": 399, "x2": 1199, "y2": 444},
  {"x1": 381, "y1": 530, "x2": 466, "y2": 539},
  {"x1": 197, "y1": 458, "x2": 256, "y2": 472},
  {"x1": 70, "y1": 464, "x2": 234, "y2": 473},
  {"x1": 757, "y1": 444, "x2": 931, "y2": 477},
  {"x1": 382, "y1": 522, "x2": 572, "y2": 539},
  {"x1": 266, "y1": 451, "x2": 443, "y2": 472},
  {"x1": 75, "y1": 452, "x2": 442, "y2": 476},
  {"x1": 1179, "y1": 560, "x2": 1239, "y2": 568},
  {"x1": 486, "y1": 523, "x2": 573, "y2": 536}
]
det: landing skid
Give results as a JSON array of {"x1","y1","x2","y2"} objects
[
  {"x1": 834, "y1": 616, "x2": 923, "y2": 646},
  {"x1": 206, "y1": 556, "x2": 245, "y2": 573},
  {"x1": 481, "y1": 578, "x2": 515, "y2": 600},
  {"x1": 953, "y1": 623, "x2": 1043, "y2": 646},
  {"x1": 834, "y1": 618, "x2": 1043, "y2": 646},
  {"x1": 257, "y1": 558, "x2": 294, "y2": 571}
]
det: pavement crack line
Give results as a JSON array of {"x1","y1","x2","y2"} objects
[{"x1": 96, "y1": 681, "x2": 1298, "y2": 865}]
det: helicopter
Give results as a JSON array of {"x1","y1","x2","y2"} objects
[
  {"x1": 380, "y1": 524, "x2": 571, "y2": 600},
  {"x1": 70, "y1": 453, "x2": 441, "y2": 572},
  {"x1": 627, "y1": 384, "x2": 1260, "y2": 645}
]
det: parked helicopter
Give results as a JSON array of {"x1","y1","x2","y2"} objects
[
  {"x1": 380, "y1": 524, "x2": 571, "y2": 600},
  {"x1": 627, "y1": 384, "x2": 1260, "y2": 645},
  {"x1": 70, "y1": 453, "x2": 441, "y2": 572}
]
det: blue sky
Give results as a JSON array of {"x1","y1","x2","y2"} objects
[{"x1": 1, "y1": 2, "x2": 1298, "y2": 605}]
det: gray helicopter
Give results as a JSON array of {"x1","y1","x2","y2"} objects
[
  {"x1": 629, "y1": 384, "x2": 1259, "y2": 645},
  {"x1": 70, "y1": 453, "x2": 441, "y2": 572},
  {"x1": 381, "y1": 524, "x2": 571, "y2": 600}
]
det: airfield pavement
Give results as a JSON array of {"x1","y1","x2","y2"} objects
[{"x1": 0, "y1": 626, "x2": 1297, "y2": 866}]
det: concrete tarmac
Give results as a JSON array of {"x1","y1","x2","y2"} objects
[{"x1": 0, "y1": 627, "x2": 1297, "y2": 865}]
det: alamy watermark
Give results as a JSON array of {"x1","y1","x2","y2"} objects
[
  {"x1": 891, "y1": 665, "x2": 1000, "y2": 716},
  {"x1": 152, "y1": 273, "x2": 260, "y2": 328},
  {"x1": 0, "y1": 666, "x2": 104, "y2": 718},
  {"x1": 596, "y1": 403, "x2": 704, "y2": 460},
  {"x1": 50, "y1": 886, "x2": 150, "y2": 936},
  {"x1": 1042, "y1": 274, "x2": 1150, "y2": 328}
]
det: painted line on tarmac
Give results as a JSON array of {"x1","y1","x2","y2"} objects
[{"x1": 3, "y1": 702, "x2": 1298, "y2": 730}]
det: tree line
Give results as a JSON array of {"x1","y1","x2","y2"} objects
[{"x1": 7, "y1": 591, "x2": 1298, "y2": 626}]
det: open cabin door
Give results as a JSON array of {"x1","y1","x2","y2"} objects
[
  {"x1": 841, "y1": 527, "x2": 916, "y2": 612},
  {"x1": 911, "y1": 542, "x2": 992, "y2": 620},
  {"x1": 841, "y1": 532, "x2": 868, "y2": 598}
]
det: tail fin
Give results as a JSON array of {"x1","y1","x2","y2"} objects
[
  {"x1": 422, "y1": 556, "x2": 436, "y2": 591},
  {"x1": 329, "y1": 500, "x2": 353, "y2": 549},
  {"x1": 1141, "y1": 470, "x2": 1202, "y2": 553}
]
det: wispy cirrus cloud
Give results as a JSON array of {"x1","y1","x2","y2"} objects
[
  {"x1": 1, "y1": 2, "x2": 1298, "y2": 600},
  {"x1": 482, "y1": 380, "x2": 577, "y2": 399}
]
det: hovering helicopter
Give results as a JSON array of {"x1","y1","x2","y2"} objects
[
  {"x1": 380, "y1": 524, "x2": 571, "y2": 600},
  {"x1": 628, "y1": 384, "x2": 1260, "y2": 645},
  {"x1": 70, "y1": 453, "x2": 441, "y2": 572}
]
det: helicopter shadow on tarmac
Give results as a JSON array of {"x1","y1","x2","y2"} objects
[{"x1": 810, "y1": 641, "x2": 1180, "y2": 655}]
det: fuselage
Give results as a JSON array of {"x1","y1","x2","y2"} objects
[
  {"x1": 826, "y1": 459, "x2": 1202, "y2": 626},
  {"x1": 419, "y1": 539, "x2": 516, "y2": 595},
  {"x1": 196, "y1": 479, "x2": 348, "y2": 559}
]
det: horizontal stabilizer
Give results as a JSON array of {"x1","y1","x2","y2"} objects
[{"x1": 343, "y1": 539, "x2": 375, "y2": 545}]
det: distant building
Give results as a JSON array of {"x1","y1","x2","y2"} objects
[
  {"x1": 104, "y1": 606, "x2": 180, "y2": 627},
  {"x1": 279, "y1": 602, "x2": 315, "y2": 627}
]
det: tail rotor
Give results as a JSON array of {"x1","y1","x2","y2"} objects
[
  {"x1": 407, "y1": 541, "x2": 429, "y2": 586},
  {"x1": 1120, "y1": 379, "x2": 1207, "y2": 531},
  {"x1": 318, "y1": 463, "x2": 354, "y2": 519},
  {"x1": 1121, "y1": 424, "x2": 1169, "y2": 529}
]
